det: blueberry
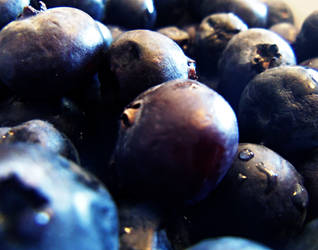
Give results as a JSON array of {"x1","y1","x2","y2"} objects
[
  {"x1": 195, "y1": 13, "x2": 248, "y2": 75},
  {"x1": 0, "y1": 4, "x2": 106, "y2": 99},
  {"x1": 238, "y1": 66, "x2": 318, "y2": 161},
  {"x1": 113, "y1": 79, "x2": 238, "y2": 204},
  {"x1": 218, "y1": 28, "x2": 296, "y2": 111},
  {"x1": 100, "y1": 29, "x2": 197, "y2": 109},
  {"x1": 186, "y1": 143, "x2": 308, "y2": 248},
  {"x1": 0, "y1": 143, "x2": 118, "y2": 250}
]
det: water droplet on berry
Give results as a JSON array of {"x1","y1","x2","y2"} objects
[{"x1": 238, "y1": 148, "x2": 254, "y2": 161}]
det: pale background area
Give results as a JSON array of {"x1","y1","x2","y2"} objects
[{"x1": 285, "y1": 0, "x2": 318, "y2": 28}]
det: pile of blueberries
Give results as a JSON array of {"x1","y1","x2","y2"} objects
[{"x1": 1, "y1": 0, "x2": 318, "y2": 249}]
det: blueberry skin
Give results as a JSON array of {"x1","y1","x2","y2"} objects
[
  {"x1": 0, "y1": 143, "x2": 118, "y2": 250},
  {"x1": 0, "y1": 119, "x2": 80, "y2": 164},
  {"x1": 105, "y1": 0, "x2": 156, "y2": 29},
  {"x1": 187, "y1": 143, "x2": 308, "y2": 248},
  {"x1": 218, "y1": 28, "x2": 296, "y2": 112},
  {"x1": 195, "y1": 13, "x2": 248, "y2": 75},
  {"x1": 39, "y1": 0, "x2": 107, "y2": 21},
  {"x1": 187, "y1": 237, "x2": 271, "y2": 250},
  {"x1": 0, "y1": 6, "x2": 106, "y2": 99},
  {"x1": 100, "y1": 29, "x2": 197, "y2": 109},
  {"x1": 0, "y1": 0, "x2": 30, "y2": 29},
  {"x1": 198, "y1": 0, "x2": 268, "y2": 28},
  {"x1": 113, "y1": 79, "x2": 239, "y2": 204},
  {"x1": 238, "y1": 66, "x2": 318, "y2": 160},
  {"x1": 294, "y1": 11, "x2": 318, "y2": 62},
  {"x1": 260, "y1": 0, "x2": 294, "y2": 28}
]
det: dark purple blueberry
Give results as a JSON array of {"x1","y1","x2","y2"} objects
[
  {"x1": 188, "y1": 237, "x2": 271, "y2": 250},
  {"x1": 0, "y1": 119, "x2": 80, "y2": 163},
  {"x1": 260, "y1": 0, "x2": 294, "y2": 27},
  {"x1": 157, "y1": 26, "x2": 190, "y2": 55},
  {"x1": 293, "y1": 11, "x2": 318, "y2": 62},
  {"x1": 270, "y1": 22, "x2": 298, "y2": 44},
  {"x1": 0, "y1": 143, "x2": 118, "y2": 250},
  {"x1": 0, "y1": 0, "x2": 30, "y2": 29},
  {"x1": 0, "y1": 5, "x2": 106, "y2": 99},
  {"x1": 39, "y1": 0, "x2": 107, "y2": 20},
  {"x1": 99, "y1": 29, "x2": 197, "y2": 109},
  {"x1": 105, "y1": 0, "x2": 157, "y2": 29},
  {"x1": 195, "y1": 13, "x2": 248, "y2": 75},
  {"x1": 198, "y1": 0, "x2": 268, "y2": 28},
  {"x1": 238, "y1": 66, "x2": 318, "y2": 161},
  {"x1": 113, "y1": 79, "x2": 238, "y2": 204},
  {"x1": 218, "y1": 28, "x2": 296, "y2": 111},
  {"x1": 186, "y1": 143, "x2": 308, "y2": 248}
]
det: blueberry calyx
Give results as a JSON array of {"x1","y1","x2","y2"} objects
[{"x1": 252, "y1": 44, "x2": 282, "y2": 73}]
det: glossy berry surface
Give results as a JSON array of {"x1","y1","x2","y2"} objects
[
  {"x1": 195, "y1": 13, "x2": 248, "y2": 75},
  {"x1": 218, "y1": 28, "x2": 296, "y2": 111},
  {"x1": 0, "y1": 143, "x2": 118, "y2": 250},
  {"x1": 113, "y1": 79, "x2": 239, "y2": 204},
  {"x1": 100, "y1": 29, "x2": 197, "y2": 108},
  {"x1": 239, "y1": 66, "x2": 318, "y2": 160},
  {"x1": 187, "y1": 143, "x2": 308, "y2": 248},
  {"x1": 0, "y1": 5, "x2": 105, "y2": 99}
]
